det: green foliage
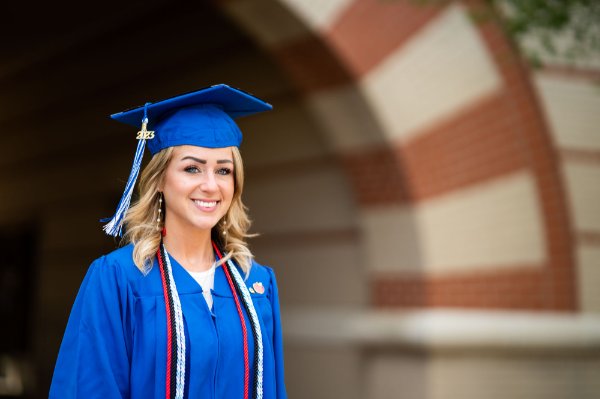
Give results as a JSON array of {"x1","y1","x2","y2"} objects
[
  {"x1": 491, "y1": 0, "x2": 600, "y2": 66},
  {"x1": 407, "y1": 0, "x2": 600, "y2": 66}
]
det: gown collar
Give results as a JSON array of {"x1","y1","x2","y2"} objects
[{"x1": 166, "y1": 250, "x2": 237, "y2": 297}]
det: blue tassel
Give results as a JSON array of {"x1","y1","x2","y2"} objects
[{"x1": 102, "y1": 103, "x2": 152, "y2": 236}]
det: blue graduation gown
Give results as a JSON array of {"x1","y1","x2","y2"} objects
[{"x1": 49, "y1": 244, "x2": 287, "y2": 398}]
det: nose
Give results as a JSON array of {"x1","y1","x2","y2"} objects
[{"x1": 200, "y1": 171, "x2": 219, "y2": 192}]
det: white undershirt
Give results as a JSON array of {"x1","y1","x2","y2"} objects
[{"x1": 187, "y1": 262, "x2": 217, "y2": 310}]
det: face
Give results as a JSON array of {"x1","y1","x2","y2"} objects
[{"x1": 160, "y1": 145, "x2": 235, "y2": 235}]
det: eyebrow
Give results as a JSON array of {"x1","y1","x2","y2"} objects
[{"x1": 181, "y1": 156, "x2": 233, "y2": 164}]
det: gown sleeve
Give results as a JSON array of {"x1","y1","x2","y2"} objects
[
  {"x1": 267, "y1": 267, "x2": 287, "y2": 399},
  {"x1": 49, "y1": 255, "x2": 134, "y2": 399}
]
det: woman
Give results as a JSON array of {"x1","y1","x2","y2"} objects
[{"x1": 49, "y1": 84, "x2": 287, "y2": 399}]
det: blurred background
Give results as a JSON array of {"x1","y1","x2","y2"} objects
[{"x1": 1, "y1": 0, "x2": 599, "y2": 398}]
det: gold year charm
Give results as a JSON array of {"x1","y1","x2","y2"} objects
[{"x1": 136, "y1": 120, "x2": 155, "y2": 140}]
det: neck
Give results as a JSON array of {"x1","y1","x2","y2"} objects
[{"x1": 162, "y1": 223, "x2": 215, "y2": 272}]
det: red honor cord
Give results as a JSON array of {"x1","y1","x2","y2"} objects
[
  {"x1": 213, "y1": 242, "x2": 250, "y2": 399},
  {"x1": 157, "y1": 250, "x2": 174, "y2": 399}
]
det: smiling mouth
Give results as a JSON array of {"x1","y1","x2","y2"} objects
[{"x1": 193, "y1": 200, "x2": 219, "y2": 209}]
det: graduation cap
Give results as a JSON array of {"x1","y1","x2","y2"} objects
[{"x1": 103, "y1": 84, "x2": 272, "y2": 236}]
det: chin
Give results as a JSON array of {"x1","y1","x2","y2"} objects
[
  {"x1": 191, "y1": 217, "x2": 221, "y2": 232},
  {"x1": 166, "y1": 212, "x2": 224, "y2": 235}
]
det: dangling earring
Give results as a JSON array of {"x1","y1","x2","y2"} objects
[
  {"x1": 156, "y1": 192, "x2": 163, "y2": 231},
  {"x1": 221, "y1": 218, "x2": 228, "y2": 236}
]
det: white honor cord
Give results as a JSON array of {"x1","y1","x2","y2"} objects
[
  {"x1": 227, "y1": 259, "x2": 264, "y2": 399},
  {"x1": 163, "y1": 246, "x2": 187, "y2": 399}
]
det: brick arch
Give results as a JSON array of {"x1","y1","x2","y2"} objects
[{"x1": 219, "y1": 0, "x2": 577, "y2": 311}]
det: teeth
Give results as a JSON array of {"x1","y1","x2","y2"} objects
[{"x1": 195, "y1": 200, "x2": 217, "y2": 207}]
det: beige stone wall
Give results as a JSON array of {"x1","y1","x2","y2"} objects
[
  {"x1": 360, "y1": 4, "x2": 502, "y2": 143},
  {"x1": 361, "y1": 171, "x2": 546, "y2": 274},
  {"x1": 533, "y1": 73, "x2": 600, "y2": 313},
  {"x1": 366, "y1": 350, "x2": 600, "y2": 399},
  {"x1": 286, "y1": 345, "x2": 363, "y2": 399},
  {"x1": 285, "y1": 309, "x2": 600, "y2": 399}
]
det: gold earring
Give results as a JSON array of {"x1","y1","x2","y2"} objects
[
  {"x1": 221, "y1": 219, "x2": 227, "y2": 236},
  {"x1": 156, "y1": 193, "x2": 163, "y2": 231}
]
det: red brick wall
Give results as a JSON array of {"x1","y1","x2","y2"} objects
[{"x1": 223, "y1": 0, "x2": 577, "y2": 310}]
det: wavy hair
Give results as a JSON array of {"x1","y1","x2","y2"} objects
[{"x1": 122, "y1": 146, "x2": 255, "y2": 274}]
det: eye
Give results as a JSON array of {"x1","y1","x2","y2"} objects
[
  {"x1": 216, "y1": 167, "x2": 232, "y2": 176},
  {"x1": 184, "y1": 165, "x2": 201, "y2": 174}
]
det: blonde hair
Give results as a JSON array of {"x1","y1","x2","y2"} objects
[{"x1": 122, "y1": 146, "x2": 255, "y2": 274}]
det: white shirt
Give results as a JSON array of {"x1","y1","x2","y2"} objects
[{"x1": 187, "y1": 263, "x2": 217, "y2": 310}]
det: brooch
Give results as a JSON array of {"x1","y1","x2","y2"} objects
[{"x1": 249, "y1": 281, "x2": 265, "y2": 294}]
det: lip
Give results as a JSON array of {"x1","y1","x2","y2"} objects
[{"x1": 191, "y1": 199, "x2": 220, "y2": 212}]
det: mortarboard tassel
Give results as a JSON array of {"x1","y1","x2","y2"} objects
[{"x1": 102, "y1": 103, "x2": 153, "y2": 236}]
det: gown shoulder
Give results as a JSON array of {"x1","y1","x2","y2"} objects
[
  {"x1": 86, "y1": 243, "x2": 150, "y2": 288},
  {"x1": 246, "y1": 258, "x2": 280, "y2": 298}
]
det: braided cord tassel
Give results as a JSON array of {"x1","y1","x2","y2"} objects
[
  {"x1": 157, "y1": 240, "x2": 264, "y2": 399},
  {"x1": 221, "y1": 258, "x2": 250, "y2": 399},
  {"x1": 212, "y1": 241, "x2": 263, "y2": 399},
  {"x1": 162, "y1": 244, "x2": 187, "y2": 399},
  {"x1": 156, "y1": 248, "x2": 174, "y2": 399},
  {"x1": 227, "y1": 258, "x2": 264, "y2": 399}
]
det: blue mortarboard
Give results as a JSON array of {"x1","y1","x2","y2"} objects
[{"x1": 102, "y1": 84, "x2": 272, "y2": 236}]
